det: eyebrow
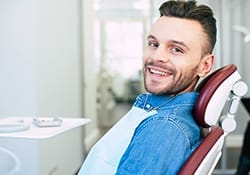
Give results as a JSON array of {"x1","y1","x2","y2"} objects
[
  {"x1": 147, "y1": 34, "x2": 190, "y2": 51},
  {"x1": 147, "y1": 35, "x2": 156, "y2": 40}
]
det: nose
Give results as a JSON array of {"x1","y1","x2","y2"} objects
[{"x1": 150, "y1": 46, "x2": 169, "y2": 63}]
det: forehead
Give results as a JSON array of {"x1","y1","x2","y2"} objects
[{"x1": 150, "y1": 16, "x2": 207, "y2": 50}]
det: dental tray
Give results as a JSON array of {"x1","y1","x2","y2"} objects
[{"x1": 0, "y1": 120, "x2": 30, "y2": 133}]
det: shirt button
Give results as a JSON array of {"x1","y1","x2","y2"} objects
[{"x1": 146, "y1": 104, "x2": 151, "y2": 109}]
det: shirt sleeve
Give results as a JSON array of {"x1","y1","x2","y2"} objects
[{"x1": 115, "y1": 115, "x2": 193, "y2": 175}]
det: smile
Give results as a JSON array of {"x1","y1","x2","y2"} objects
[
  {"x1": 147, "y1": 64, "x2": 173, "y2": 77},
  {"x1": 149, "y1": 68, "x2": 168, "y2": 76}
]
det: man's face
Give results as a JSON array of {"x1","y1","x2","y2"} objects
[{"x1": 143, "y1": 16, "x2": 210, "y2": 95}]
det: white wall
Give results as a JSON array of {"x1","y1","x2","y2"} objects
[
  {"x1": 0, "y1": 0, "x2": 37, "y2": 116},
  {"x1": 35, "y1": 0, "x2": 83, "y2": 117},
  {"x1": 0, "y1": 0, "x2": 83, "y2": 117}
]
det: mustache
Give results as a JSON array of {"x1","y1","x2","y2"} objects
[{"x1": 144, "y1": 60, "x2": 176, "y2": 75}]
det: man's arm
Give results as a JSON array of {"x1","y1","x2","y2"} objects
[{"x1": 115, "y1": 116, "x2": 192, "y2": 175}]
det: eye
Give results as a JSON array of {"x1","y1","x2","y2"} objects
[
  {"x1": 170, "y1": 47, "x2": 184, "y2": 54},
  {"x1": 148, "y1": 41, "x2": 159, "y2": 48}
]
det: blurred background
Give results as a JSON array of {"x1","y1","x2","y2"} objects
[{"x1": 0, "y1": 0, "x2": 250, "y2": 174}]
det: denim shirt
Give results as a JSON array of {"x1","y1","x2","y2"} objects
[{"x1": 78, "y1": 92, "x2": 200, "y2": 175}]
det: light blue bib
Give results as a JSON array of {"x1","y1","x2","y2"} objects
[{"x1": 78, "y1": 106, "x2": 156, "y2": 175}]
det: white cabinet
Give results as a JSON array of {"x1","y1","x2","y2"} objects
[{"x1": 0, "y1": 118, "x2": 90, "y2": 175}]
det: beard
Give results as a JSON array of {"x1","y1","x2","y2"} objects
[{"x1": 143, "y1": 60, "x2": 199, "y2": 96}]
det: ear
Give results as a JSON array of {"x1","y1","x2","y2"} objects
[{"x1": 198, "y1": 54, "x2": 214, "y2": 78}]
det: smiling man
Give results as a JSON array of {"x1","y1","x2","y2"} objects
[
  {"x1": 78, "y1": 1, "x2": 217, "y2": 175},
  {"x1": 143, "y1": 15, "x2": 213, "y2": 96}
]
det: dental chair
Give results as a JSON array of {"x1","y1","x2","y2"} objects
[{"x1": 178, "y1": 64, "x2": 248, "y2": 175}]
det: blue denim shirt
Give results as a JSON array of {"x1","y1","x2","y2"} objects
[
  {"x1": 116, "y1": 92, "x2": 201, "y2": 175},
  {"x1": 78, "y1": 92, "x2": 200, "y2": 175}
]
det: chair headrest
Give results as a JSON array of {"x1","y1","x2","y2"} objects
[{"x1": 194, "y1": 64, "x2": 241, "y2": 128}]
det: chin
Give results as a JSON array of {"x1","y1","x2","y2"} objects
[{"x1": 145, "y1": 86, "x2": 163, "y2": 95}]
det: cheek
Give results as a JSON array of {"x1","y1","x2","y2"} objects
[
  {"x1": 174, "y1": 58, "x2": 200, "y2": 72},
  {"x1": 142, "y1": 57, "x2": 146, "y2": 69},
  {"x1": 143, "y1": 47, "x2": 154, "y2": 59},
  {"x1": 143, "y1": 51, "x2": 150, "y2": 61},
  {"x1": 142, "y1": 53, "x2": 151, "y2": 66}
]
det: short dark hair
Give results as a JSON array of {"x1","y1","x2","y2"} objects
[{"x1": 159, "y1": 0, "x2": 217, "y2": 54}]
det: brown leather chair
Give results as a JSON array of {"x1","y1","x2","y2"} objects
[{"x1": 178, "y1": 64, "x2": 248, "y2": 175}]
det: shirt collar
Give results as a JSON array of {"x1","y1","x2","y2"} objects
[{"x1": 133, "y1": 92, "x2": 199, "y2": 110}]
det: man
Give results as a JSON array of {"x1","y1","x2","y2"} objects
[{"x1": 78, "y1": 0, "x2": 216, "y2": 174}]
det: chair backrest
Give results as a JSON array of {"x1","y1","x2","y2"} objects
[{"x1": 178, "y1": 64, "x2": 248, "y2": 175}]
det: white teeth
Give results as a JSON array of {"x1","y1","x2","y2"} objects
[{"x1": 150, "y1": 68, "x2": 167, "y2": 76}]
